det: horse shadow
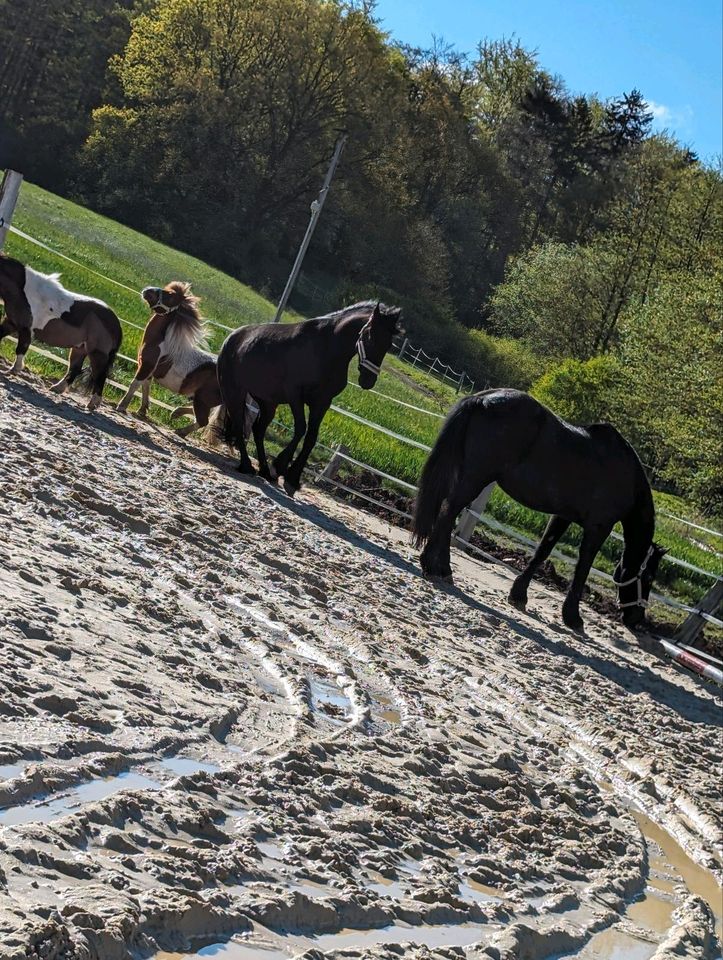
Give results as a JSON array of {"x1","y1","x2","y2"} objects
[
  {"x1": 0, "y1": 375, "x2": 170, "y2": 457},
  {"x1": 187, "y1": 446, "x2": 720, "y2": 726},
  {"x1": 442, "y1": 577, "x2": 721, "y2": 726}
]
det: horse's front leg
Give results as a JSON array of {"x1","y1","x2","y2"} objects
[
  {"x1": 8, "y1": 326, "x2": 30, "y2": 374},
  {"x1": 509, "y1": 515, "x2": 571, "y2": 610},
  {"x1": 118, "y1": 349, "x2": 157, "y2": 413},
  {"x1": 137, "y1": 380, "x2": 151, "y2": 419},
  {"x1": 283, "y1": 402, "x2": 329, "y2": 495},
  {"x1": 561, "y1": 523, "x2": 611, "y2": 630},
  {"x1": 272, "y1": 398, "x2": 306, "y2": 480}
]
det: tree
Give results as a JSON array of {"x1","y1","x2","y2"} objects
[{"x1": 618, "y1": 270, "x2": 723, "y2": 512}]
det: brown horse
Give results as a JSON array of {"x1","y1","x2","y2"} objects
[
  {"x1": 117, "y1": 282, "x2": 221, "y2": 437},
  {"x1": 0, "y1": 253, "x2": 122, "y2": 410}
]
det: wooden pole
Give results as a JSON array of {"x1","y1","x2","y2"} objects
[
  {"x1": 272, "y1": 135, "x2": 347, "y2": 323},
  {"x1": 455, "y1": 483, "x2": 496, "y2": 544},
  {"x1": 674, "y1": 577, "x2": 723, "y2": 648},
  {"x1": 321, "y1": 444, "x2": 349, "y2": 481},
  {"x1": 0, "y1": 170, "x2": 23, "y2": 250}
]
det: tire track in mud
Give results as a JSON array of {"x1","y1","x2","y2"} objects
[{"x1": 0, "y1": 376, "x2": 720, "y2": 960}]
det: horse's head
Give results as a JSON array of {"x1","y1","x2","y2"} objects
[
  {"x1": 614, "y1": 542, "x2": 667, "y2": 628},
  {"x1": 141, "y1": 281, "x2": 199, "y2": 316},
  {"x1": 356, "y1": 302, "x2": 401, "y2": 389},
  {"x1": 0, "y1": 253, "x2": 25, "y2": 300}
]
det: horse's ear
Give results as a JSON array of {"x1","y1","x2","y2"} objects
[
  {"x1": 371, "y1": 301, "x2": 382, "y2": 321},
  {"x1": 654, "y1": 543, "x2": 668, "y2": 558}
]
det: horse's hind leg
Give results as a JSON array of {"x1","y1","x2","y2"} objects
[
  {"x1": 509, "y1": 515, "x2": 571, "y2": 610},
  {"x1": 86, "y1": 349, "x2": 111, "y2": 411},
  {"x1": 421, "y1": 473, "x2": 491, "y2": 579},
  {"x1": 51, "y1": 346, "x2": 86, "y2": 394},
  {"x1": 252, "y1": 402, "x2": 277, "y2": 482}
]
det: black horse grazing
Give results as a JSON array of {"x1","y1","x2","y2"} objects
[
  {"x1": 413, "y1": 389, "x2": 666, "y2": 630},
  {"x1": 217, "y1": 301, "x2": 401, "y2": 494}
]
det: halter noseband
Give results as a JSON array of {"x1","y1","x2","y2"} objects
[
  {"x1": 143, "y1": 287, "x2": 178, "y2": 315},
  {"x1": 613, "y1": 544, "x2": 655, "y2": 609},
  {"x1": 357, "y1": 320, "x2": 382, "y2": 376}
]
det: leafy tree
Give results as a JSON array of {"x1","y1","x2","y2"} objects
[
  {"x1": 618, "y1": 270, "x2": 723, "y2": 512},
  {"x1": 0, "y1": 0, "x2": 133, "y2": 187}
]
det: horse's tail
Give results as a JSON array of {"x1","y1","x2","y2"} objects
[
  {"x1": 216, "y1": 335, "x2": 247, "y2": 451},
  {"x1": 413, "y1": 396, "x2": 478, "y2": 547}
]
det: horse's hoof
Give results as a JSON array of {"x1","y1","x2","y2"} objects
[
  {"x1": 422, "y1": 567, "x2": 453, "y2": 582},
  {"x1": 282, "y1": 478, "x2": 298, "y2": 497},
  {"x1": 562, "y1": 609, "x2": 584, "y2": 631},
  {"x1": 258, "y1": 468, "x2": 274, "y2": 483},
  {"x1": 236, "y1": 464, "x2": 257, "y2": 477},
  {"x1": 86, "y1": 396, "x2": 101, "y2": 412},
  {"x1": 508, "y1": 595, "x2": 527, "y2": 612},
  {"x1": 50, "y1": 381, "x2": 68, "y2": 395}
]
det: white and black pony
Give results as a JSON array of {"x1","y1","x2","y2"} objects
[
  {"x1": 413, "y1": 389, "x2": 666, "y2": 630},
  {"x1": 0, "y1": 254, "x2": 122, "y2": 410}
]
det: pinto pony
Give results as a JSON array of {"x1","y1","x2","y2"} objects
[
  {"x1": 217, "y1": 301, "x2": 401, "y2": 495},
  {"x1": 0, "y1": 253, "x2": 122, "y2": 410},
  {"x1": 117, "y1": 282, "x2": 221, "y2": 436},
  {"x1": 413, "y1": 389, "x2": 666, "y2": 630}
]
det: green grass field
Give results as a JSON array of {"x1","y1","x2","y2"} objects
[{"x1": 2, "y1": 181, "x2": 721, "y2": 616}]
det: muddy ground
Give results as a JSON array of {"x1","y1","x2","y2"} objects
[{"x1": 0, "y1": 372, "x2": 721, "y2": 960}]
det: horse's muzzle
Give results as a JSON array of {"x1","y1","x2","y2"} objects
[
  {"x1": 622, "y1": 606, "x2": 646, "y2": 630},
  {"x1": 141, "y1": 287, "x2": 160, "y2": 307}
]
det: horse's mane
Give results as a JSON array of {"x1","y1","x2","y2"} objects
[
  {"x1": 165, "y1": 282, "x2": 208, "y2": 350},
  {"x1": 312, "y1": 300, "x2": 400, "y2": 326}
]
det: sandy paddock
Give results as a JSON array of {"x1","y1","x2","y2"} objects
[{"x1": 0, "y1": 372, "x2": 720, "y2": 960}]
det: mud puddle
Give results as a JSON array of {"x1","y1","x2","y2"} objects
[
  {"x1": 155, "y1": 918, "x2": 489, "y2": 958},
  {"x1": 632, "y1": 808, "x2": 722, "y2": 941},
  {"x1": 308, "y1": 675, "x2": 350, "y2": 723},
  {"x1": 574, "y1": 926, "x2": 658, "y2": 960},
  {"x1": 0, "y1": 763, "x2": 25, "y2": 781},
  {"x1": 0, "y1": 756, "x2": 220, "y2": 827}
]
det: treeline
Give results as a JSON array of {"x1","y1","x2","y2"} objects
[{"x1": 1, "y1": 0, "x2": 721, "y2": 510}]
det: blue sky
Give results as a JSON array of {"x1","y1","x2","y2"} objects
[{"x1": 374, "y1": 0, "x2": 722, "y2": 162}]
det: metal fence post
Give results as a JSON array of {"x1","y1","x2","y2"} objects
[
  {"x1": 455, "y1": 484, "x2": 496, "y2": 544},
  {"x1": 398, "y1": 337, "x2": 409, "y2": 362},
  {"x1": 0, "y1": 170, "x2": 23, "y2": 250},
  {"x1": 272, "y1": 136, "x2": 346, "y2": 322}
]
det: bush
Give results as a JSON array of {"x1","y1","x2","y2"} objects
[{"x1": 531, "y1": 355, "x2": 624, "y2": 424}]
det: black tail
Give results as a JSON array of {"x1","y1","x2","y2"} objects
[
  {"x1": 413, "y1": 396, "x2": 479, "y2": 547},
  {"x1": 216, "y1": 338, "x2": 246, "y2": 451}
]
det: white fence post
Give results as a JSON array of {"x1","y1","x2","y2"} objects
[
  {"x1": 0, "y1": 170, "x2": 23, "y2": 250},
  {"x1": 455, "y1": 483, "x2": 496, "y2": 544}
]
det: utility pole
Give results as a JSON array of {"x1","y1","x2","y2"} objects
[
  {"x1": 0, "y1": 170, "x2": 23, "y2": 250},
  {"x1": 272, "y1": 134, "x2": 347, "y2": 323}
]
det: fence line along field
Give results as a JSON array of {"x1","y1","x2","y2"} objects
[{"x1": 2, "y1": 181, "x2": 721, "y2": 626}]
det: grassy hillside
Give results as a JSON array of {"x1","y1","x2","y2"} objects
[{"x1": 2, "y1": 182, "x2": 720, "y2": 614}]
